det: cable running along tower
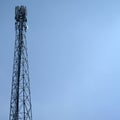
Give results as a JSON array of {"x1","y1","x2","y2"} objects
[{"x1": 9, "y1": 6, "x2": 32, "y2": 120}]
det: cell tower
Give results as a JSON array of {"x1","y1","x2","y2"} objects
[{"x1": 9, "y1": 6, "x2": 32, "y2": 120}]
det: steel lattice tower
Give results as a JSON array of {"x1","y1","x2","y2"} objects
[{"x1": 9, "y1": 6, "x2": 32, "y2": 120}]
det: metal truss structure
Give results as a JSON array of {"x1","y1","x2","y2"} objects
[{"x1": 9, "y1": 6, "x2": 32, "y2": 120}]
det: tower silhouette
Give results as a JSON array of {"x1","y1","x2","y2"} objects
[{"x1": 9, "y1": 6, "x2": 32, "y2": 120}]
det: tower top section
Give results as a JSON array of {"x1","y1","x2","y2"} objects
[{"x1": 15, "y1": 6, "x2": 27, "y2": 22}]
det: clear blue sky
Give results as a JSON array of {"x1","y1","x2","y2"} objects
[{"x1": 1, "y1": 0, "x2": 120, "y2": 119}]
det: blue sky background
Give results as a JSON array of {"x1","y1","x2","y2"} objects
[{"x1": 1, "y1": 0, "x2": 120, "y2": 119}]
